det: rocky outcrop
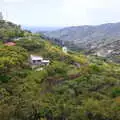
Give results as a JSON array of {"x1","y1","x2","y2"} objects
[{"x1": 90, "y1": 40, "x2": 120, "y2": 63}]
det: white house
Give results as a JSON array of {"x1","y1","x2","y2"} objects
[
  {"x1": 30, "y1": 55, "x2": 50, "y2": 66},
  {"x1": 30, "y1": 55, "x2": 43, "y2": 65},
  {"x1": 62, "y1": 46, "x2": 68, "y2": 53}
]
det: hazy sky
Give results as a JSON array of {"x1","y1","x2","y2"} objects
[{"x1": 0, "y1": 0, "x2": 120, "y2": 26}]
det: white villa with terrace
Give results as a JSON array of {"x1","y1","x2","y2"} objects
[{"x1": 30, "y1": 55, "x2": 50, "y2": 66}]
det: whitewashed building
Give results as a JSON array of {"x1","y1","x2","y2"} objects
[
  {"x1": 30, "y1": 55, "x2": 50, "y2": 66},
  {"x1": 62, "y1": 46, "x2": 68, "y2": 53}
]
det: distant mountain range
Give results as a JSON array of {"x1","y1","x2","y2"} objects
[
  {"x1": 22, "y1": 26, "x2": 63, "y2": 33},
  {"x1": 44, "y1": 22, "x2": 120, "y2": 62}
]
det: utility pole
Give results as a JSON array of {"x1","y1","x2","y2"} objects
[{"x1": 0, "y1": 12, "x2": 3, "y2": 20}]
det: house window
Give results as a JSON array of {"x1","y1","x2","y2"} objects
[
  {"x1": 33, "y1": 60, "x2": 36, "y2": 63},
  {"x1": 37, "y1": 60, "x2": 41, "y2": 62}
]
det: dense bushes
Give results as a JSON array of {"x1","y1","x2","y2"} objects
[
  {"x1": 112, "y1": 88, "x2": 120, "y2": 97},
  {"x1": 37, "y1": 66, "x2": 120, "y2": 120},
  {"x1": 0, "y1": 46, "x2": 28, "y2": 81},
  {"x1": 46, "y1": 61, "x2": 68, "y2": 76},
  {"x1": 0, "y1": 20, "x2": 24, "y2": 42},
  {"x1": 16, "y1": 38, "x2": 45, "y2": 51}
]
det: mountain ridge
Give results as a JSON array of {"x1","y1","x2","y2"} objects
[
  {"x1": 44, "y1": 22, "x2": 120, "y2": 62},
  {"x1": 22, "y1": 26, "x2": 63, "y2": 33}
]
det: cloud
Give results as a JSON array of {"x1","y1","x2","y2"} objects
[
  {"x1": 62, "y1": 0, "x2": 101, "y2": 18},
  {"x1": 63, "y1": 0, "x2": 120, "y2": 10},
  {"x1": 61, "y1": 0, "x2": 95, "y2": 25},
  {"x1": 4, "y1": 0, "x2": 24, "y2": 3},
  {"x1": 2, "y1": 0, "x2": 120, "y2": 26},
  {"x1": 60, "y1": 0, "x2": 120, "y2": 26}
]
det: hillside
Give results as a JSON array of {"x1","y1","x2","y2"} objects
[
  {"x1": 44, "y1": 22, "x2": 120, "y2": 62},
  {"x1": 0, "y1": 20, "x2": 25, "y2": 42},
  {"x1": 87, "y1": 39, "x2": 120, "y2": 63},
  {"x1": 0, "y1": 21, "x2": 120, "y2": 120}
]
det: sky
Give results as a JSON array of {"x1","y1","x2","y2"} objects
[{"x1": 0, "y1": 0, "x2": 120, "y2": 26}]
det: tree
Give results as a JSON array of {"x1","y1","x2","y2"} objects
[
  {"x1": 0, "y1": 20, "x2": 25, "y2": 42},
  {"x1": 16, "y1": 38, "x2": 45, "y2": 51},
  {"x1": 0, "y1": 46, "x2": 28, "y2": 81}
]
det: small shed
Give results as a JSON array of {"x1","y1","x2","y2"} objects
[{"x1": 42, "y1": 60, "x2": 50, "y2": 66}]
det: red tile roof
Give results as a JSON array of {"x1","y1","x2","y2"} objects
[{"x1": 4, "y1": 42, "x2": 16, "y2": 46}]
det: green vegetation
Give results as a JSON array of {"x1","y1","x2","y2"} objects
[
  {"x1": 0, "y1": 21, "x2": 119, "y2": 120},
  {"x1": 0, "y1": 20, "x2": 26, "y2": 42},
  {"x1": 0, "y1": 46, "x2": 28, "y2": 82}
]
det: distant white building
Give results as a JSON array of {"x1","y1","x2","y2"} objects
[
  {"x1": 62, "y1": 46, "x2": 68, "y2": 53},
  {"x1": 30, "y1": 55, "x2": 50, "y2": 66}
]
